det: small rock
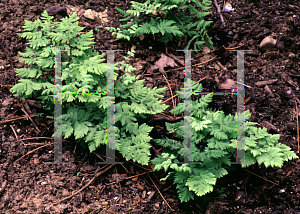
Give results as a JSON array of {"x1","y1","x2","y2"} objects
[
  {"x1": 286, "y1": 122, "x2": 296, "y2": 132},
  {"x1": 285, "y1": 88, "x2": 293, "y2": 98},
  {"x1": 288, "y1": 52, "x2": 295, "y2": 58},
  {"x1": 62, "y1": 189, "x2": 69, "y2": 196},
  {"x1": 259, "y1": 36, "x2": 277, "y2": 51},
  {"x1": 33, "y1": 158, "x2": 40, "y2": 165},
  {"x1": 131, "y1": 45, "x2": 136, "y2": 51},
  {"x1": 213, "y1": 35, "x2": 220, "y2": 41},
  {"x1": 223, "y1": 3, "x2": 234, "y2": 12},
  {"x1": 83, "y1": 9, "x2": 96, "y2": 20},
  {"x1": 46, "y1": 6, "x2": 67, "y2": 16}
]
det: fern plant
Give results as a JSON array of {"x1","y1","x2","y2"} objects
[
  {"x1": 10, "y1": 10, "x2": 168, "y2": 165},
  {"x1": 151, "y1": 82, "x2": 298, "y2": 202},
  {"x1": 105, "y1": 0, "x2": 214, "y2": 52}
]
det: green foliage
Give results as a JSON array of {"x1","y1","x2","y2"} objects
[
  {"x1": 10, "y1": 9, "x2": 298, "y2": 205},
  {"x1": 151, "y1": 81, "x2": 298, "y2": 202},
  {"x1": 105, "y1": 0, "x2": 214, "y2": 52},
  {"x1": 10, "y1": 10, "x2": 168, "y2": 165}
]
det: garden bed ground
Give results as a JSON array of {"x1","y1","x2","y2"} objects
[{"x1": 1, "y1": 0, "x2": 300, "y2": 213}]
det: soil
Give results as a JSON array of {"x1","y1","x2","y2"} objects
[{"x1": 1, "y1": 0, "x2": 300, "y2": 213}]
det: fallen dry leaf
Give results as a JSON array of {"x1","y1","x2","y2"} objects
[
  {"x1": 147, "y1": 53, "x2": 178, "y2": 76},
  {"x1": 219, "y1": 79, "x2": 237, "y2": 90}
]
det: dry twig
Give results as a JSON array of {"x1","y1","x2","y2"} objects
[
  {"x1": 243, "y1": 169, "x2": 279, "y2": 186},
  {"x1": 10, "y1": 125, "x2": 24, "y2": 145},
  {"x1": 213, "y1": 0, "x2": 225, "y2": 27},
  {"x1": 21, "y1": 108, "x2": 40, "y2": 132},
  {"x1": 146, "y1": 171, "x2": 174, "y2": 212},
  {"x1": 13, "y1": 142, "x2": 53, "y2": 163},
  {"x1": 162, "y1": 74, "x2": 176, "y2": 114},
  {"x1": 0, "y1": 114, "x2": 37, "y2": 124},
  {"x1": 53, "y1": 163, "x2": 116, "y2": 204}
]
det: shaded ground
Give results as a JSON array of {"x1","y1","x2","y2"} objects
[{"x1": 1, "y1": 0, "x2": 300, "y2": 213}]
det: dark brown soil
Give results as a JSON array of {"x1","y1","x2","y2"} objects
[{"x1": 1, "y1": 0, "x2": 300, "y2": 213}]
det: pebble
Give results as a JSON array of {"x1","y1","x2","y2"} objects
[
  {"x1": 279, "y1": 189, "x2": 285, "y2": 193},
  {"x1": 259, "y1": 36, "x2": 277, "y2": 51},
  {"x1": 213, "y1": 35, "x2": 220, "y2": 41},
  {"x1": 46, "y1": 6, "x2": 67, "y2": 16},
  {"x1": 285, "y1": 88, "x2": 293, "y2": 98},
  {"x1": 288, "y1": 52, "x2": 295, "y2": 58}
]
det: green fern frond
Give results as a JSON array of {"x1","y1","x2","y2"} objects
[{"x1": 152, "y1": 83, "x2": 298, "y2": 203}]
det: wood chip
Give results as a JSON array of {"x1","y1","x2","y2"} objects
[
  {"x1": 255, "y1": 79, "x2": 278, "y2": 86},
  {"x1": 137, "y1": 183, "x2": 144, "y2": 190},
  {"x1": 132, "y1": 177, "x2": 138, "y2": 182},
  {"x1": 55, "y1": 177, "x2": 65, "y2": 181},
  {"x1": 264, "y1": 85, "x2": 274, "y2": 97},
  {"x1": 0, "y1": 180, "x2": 7, "y2": 193},
  {"x1": 147, "y1": 191, "x2": 155, "y2": 201},
  {"x1": 83, "y1": 204, "x2": 89, "y2": 212},
  {"x1": 33, "y1": 158, "x2": 40, "y2": 165},
  {"x1": 260, "y1": 121, "x2": 279, "y2": 132},
  {"x1": 159, "y1": 181, "x2": 166, "y2": 185},
  {"x1": 167, "y1": 198, "x2": 175, "y2": 202}
]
